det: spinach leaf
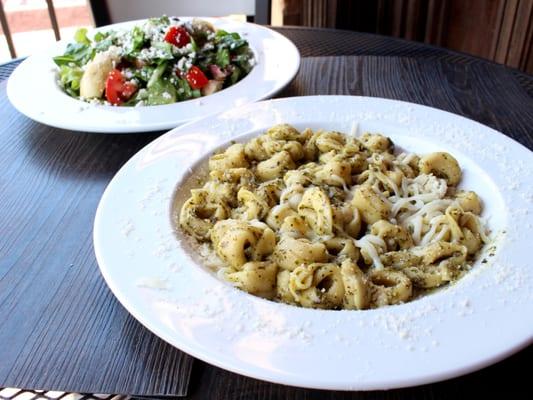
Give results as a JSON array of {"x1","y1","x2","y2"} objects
[
  {"x1": 215, "y1": 30, "x2": 240, "y2": 40},
  {"x1": 232, "y1": 48, "x2": 254, "y2": 73},
  {"x1": 197, "y1": 51, "x2": 216, "y2": 70},
  {"x1": 131, "y1": 26, "x2": 145, "y2": 52},
  {"x1": 52, "y1": 55, "x2": 75, "y2": 66},
  {"x1": 215, "y1": 48, "x2": 230, "y2": 68},
  {"x1": 95, "y1": 37, "x2": 113, "y2": 52},
  {"x1": 53, "y1": 42, "x2": 94, "y2": 66},
  {"x1": 215, "y1": 34, "x2": 247, "y2": 50},
  {"x1": 230, "y1": 66, "x2": 241, "y2": 85}
]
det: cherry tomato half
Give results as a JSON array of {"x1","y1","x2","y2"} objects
[
  {"x1": 121, "y1": 81, "x2": 138, "y2": 99},
  {"x1": 185, "y1": 66, "x2": 209, "y2": 89},
  {"x1": 105, "y1": 69, "x2": 137, "y2": 105},
  {"x1": 164, "y1": 26, "x2": 190, "y2": 48}
]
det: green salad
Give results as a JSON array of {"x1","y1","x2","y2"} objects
[{"x1": 53, "y1": 16, "x2": 255, "y2": 106}]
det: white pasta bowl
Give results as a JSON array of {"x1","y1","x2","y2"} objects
[
  {"x1": 94, "y1": 95, "x2": 533, "y2": 390},
  {"x1": 7, "y1": 17, "x2": 300, "y2": 133}
]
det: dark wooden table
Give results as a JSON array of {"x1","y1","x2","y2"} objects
[{"x1": 1, "y1": 27, "x2": 532, "y2": 399}]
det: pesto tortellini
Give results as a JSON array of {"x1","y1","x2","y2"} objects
[{"x1": 179, "y1": 124, "x2": 489, "y2": 310}]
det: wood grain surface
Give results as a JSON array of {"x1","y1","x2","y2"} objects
[
  {"x1": 0, "y1": 50, "x2": 531, "y2": 398},
  {"x1": 0, "y1": 90, "x2": 193, "y2": 396},
  {"x1": 281, "y1": 56, "x2": 533, "y2": 146}
]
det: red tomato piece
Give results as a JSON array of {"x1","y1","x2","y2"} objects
[
  {"x1": 121, "y1": 82, "x2": 138, "y2": 100},
  {"x1": 105, "y1": 69, "x2": 125, "y2": 105},
  {"x1": 105, "y1": 69, "x2": 137, "y2": 105},
  {"x1": 185, "y1": 66, "x2": 209, "y2": 89},
  {"x1": 164, "y1": 26, "x2": 190, "y2": 47}
]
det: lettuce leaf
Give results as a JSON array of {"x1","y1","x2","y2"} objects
[
  {"x1": 147, "y1": 63, "x2": 168, "y2": 88},
  {"x1": 93, "y1": 31, "x2": 108, "y2": 42},
  {"x1": 57, "y1": 65, "x2": 84, "y2": 96},
  {"x1": 146, "y1": 79, "x2": 176, "y2": 105},
  {"x1": 74, "y1": 28, "x2": 91, "y2": 45},
  {"x1": 152, "y1": 42, "x2": 174, "y2": 60}
]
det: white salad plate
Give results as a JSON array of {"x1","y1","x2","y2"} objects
[
  {"x1": 94, "y1": 96, "x2": 533, "y2": 390},
  {"x1": 7, "y1": 18, "x2": 300, "y2": 133}
]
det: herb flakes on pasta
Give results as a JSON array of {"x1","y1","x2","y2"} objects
[{"x1": 178, "y1": 124, "x2": 489, "y2": 310}]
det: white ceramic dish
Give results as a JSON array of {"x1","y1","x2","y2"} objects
[
  {"x1": 7, "y1": 18, "x2": 300, "y2": 133},
  {"x1": 94, "y1": 96, "x2": 533, "y2": 390}
]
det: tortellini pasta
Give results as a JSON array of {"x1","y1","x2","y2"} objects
[
  {"x1": 224, "y1": 261, "x2": 278, "y2": 298},
  {"x1": 287, "y1": 263, "x2": 345, "y2": 309},
  {"x1": 352, "y1": 186, "x2": 390, "y2": 224},
  {"x1": 210, "y1": 219, "x2": 275, "y2": 268},
  {"x1": 180, "y1": 189, "x2": 229, "y2": 241},
  {"x1": 178, "y1": 124, "x2": 490, "y2": 309},
  {"x1": 208, "y1": 143, "x2": 249, "y2": 171},
  {"x1": 298, "y1": 187, "x2": 334, "y2": 236},
  {"x1": 272, "y1": 235, "x2": 328, "y2": 271}
]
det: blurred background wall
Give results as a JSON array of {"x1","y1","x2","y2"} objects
[
  {"x1": 1, "y1": 0, "x2": 532, "y2": 74},
  {"x1": 272, "y1": 0, "x2": 533, "y2": 73}
]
